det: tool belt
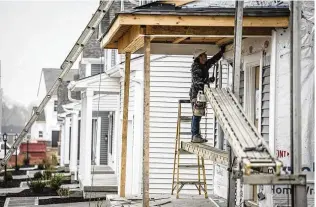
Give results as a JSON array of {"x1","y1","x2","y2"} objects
[{"x1": 192, "y1": 98, "x2": 206, "y2": 117}]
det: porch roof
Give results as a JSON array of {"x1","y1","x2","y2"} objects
[
  {"x1": 100, "y1": 4, "x2": 290, "y2": 54},
  {"x1": 68, "y1": 73, "x2": 120, "y2": 93}
]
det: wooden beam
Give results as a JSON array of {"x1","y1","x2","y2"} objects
[
  {"x1": 118, "y1": 26, "x2": 145, "y2": 53},
  {"x1": 101, "y1": 14, "x2": 288, "y2": 49},
  {"x1": 142, "y1": 36, "x2": 150, "y2": 207},
  {"x1": 216, "y1": 37, "x2": 234, "y2": 46},
  {"x1": 101, "y1": 18, "x2": 121, "y2": 49},
  {"x1": 120, "y1": 52, "x2": 131, "y2": 197},
  {"x1": 147, "y1": 26, "x2": 272, "y2": 37},
  {"x1": 172, "y1": 37, "x2": 187, "y2": 44},
  {"x1": 119, "y1": 14, "x2": 289, "y2": 28}
]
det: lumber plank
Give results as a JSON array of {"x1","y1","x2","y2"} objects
[
  {"x1": 119, "y1": 14, "x2": 289, "y2": 28},
  {"x1": 120, "y1": 52, "x2": 131, "y2": 197},
  {"x1": 172, "y1": 37, "x2": 187, "y2": 44},
  {"x1": 216, "y1": 37, "x2": 234, "y2": 45},
  {"x1": 143, "y1": 35, "x2": 151, "y2": 207}
]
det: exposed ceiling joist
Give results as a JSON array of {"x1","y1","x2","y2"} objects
[
  {"x1": 147, "y1": 26, "x2": 272, "y2": 37},
  {"x1": 216, "y1": 37, "x2": 234, "y2": 46},
  {"x1": 118, "y1": 26, "x2": 145, "y2": 53}
]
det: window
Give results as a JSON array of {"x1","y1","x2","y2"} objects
[
  {"x1": 111, "y1": 49, "x2": 117, "y2": 67},
  {"x1": 39, "y1": 131, "x2": 43, "y2": 138},
  {"x1": 54, "y1": 100, "x2": 58, "y2": 112},
  {"x1": 91, "y1": 64, "x2": 104, "y2": 76}
]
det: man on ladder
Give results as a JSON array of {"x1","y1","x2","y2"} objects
[{"x1": 189, "y1": 47, "x2": 225, "y2": 143}]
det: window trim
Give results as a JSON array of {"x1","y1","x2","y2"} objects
[{"x1": 53, "y1": 100, "x2": 58, "y2": 112}]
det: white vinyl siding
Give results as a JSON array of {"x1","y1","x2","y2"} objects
[
  {"x1": 149, "y1": 56, "x2": 215, "y2": 194},
  {"x1": 261, "y1": 55, "x2": 270, "y2": 143},
  {"x1": 119, "y1": 71, "x2": 136, "y2": 118},
  {"x1": 92, "y1": 94, "x2": 119, "y2": 111}
]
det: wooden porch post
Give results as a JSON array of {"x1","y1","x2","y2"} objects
[
  {"x1": 143, "y1": 35, "x2": 150, "y2": 207},
  {"x1": 120, "y1": 52, "x2": 131, "y2": 197}
]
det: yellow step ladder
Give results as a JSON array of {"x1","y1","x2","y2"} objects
[{"x1": 171, "y1": 100, "x2": 208, "y2": 199}]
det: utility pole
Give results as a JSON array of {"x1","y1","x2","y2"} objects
[{"x1": 228, "y1": 1, "x2": 244, "y2": 207}]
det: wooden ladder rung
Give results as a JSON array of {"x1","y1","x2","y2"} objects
[
  {"x1": 177, "y1": 181, "x2": 206, "y2": 184},
  {"x1": 172, "y1": 101, "x2": 208, "y2": 199}
]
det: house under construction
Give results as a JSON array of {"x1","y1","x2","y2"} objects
[{"x1": 1, "y1": 1, "x2": 314, "y2": 207}]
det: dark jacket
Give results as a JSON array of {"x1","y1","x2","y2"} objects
[{"x1": 189, "y1": 51, "x2": 223, "y2": 100}]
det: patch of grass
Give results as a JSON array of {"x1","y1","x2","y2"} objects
[{"x1": 50, "y1": 174, "x2": 64, "y2": 191}]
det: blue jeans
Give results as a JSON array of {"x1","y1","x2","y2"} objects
[
  {"x1": 191, "y1": 115, "x2": 201, "y2": 138},
  {"x1": 191, "y1": 101, "x2": 201, "y2": 138}
]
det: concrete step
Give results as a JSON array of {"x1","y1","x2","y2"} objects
[
  {"x1": 83, "y1": 185, "x2": 118, "y2": 192},
  {"x1": 68, "y1": 188, "x2": 83, "y2": 198},
  {"x1": 91, "y1": 165, "x2": 115, "y2": 175},
  {"x1": 5, "y1": 197, "x2": 38, "y2": 207}
]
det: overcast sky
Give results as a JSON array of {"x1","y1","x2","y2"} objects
[{"x1": 0, "y1": 0, "x2": 99, "y2": 106}]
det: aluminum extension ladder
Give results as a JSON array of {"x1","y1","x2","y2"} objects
[
  {"x1": 204, "y1": 86, "x2": 283, "y2": 175},
  {"x1": 171, "y1": 100, "x2": 208, "y2": 199},
  {"x1": 0, "y1": 1, "x2": 114, "y2": 170}
]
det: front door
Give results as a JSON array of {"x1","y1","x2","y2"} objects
[{"x1": 52, "y1": 131, "x2": 59, "y2": 148}]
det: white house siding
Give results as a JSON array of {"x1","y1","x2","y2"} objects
[
  {"x1": 92, "y1": 94, "x2": 119, "y2": 111},
  {"x1": 85, "y1": 76, "x2": 120, "y2": 92},
  {"x1": 92, "y1": 94, "x2": 119, "y2": 169},
  {"x1": 44, "y1": 96, "x2": 59, "y2": 144},
  {"x1": 114, "y1": 70, "x2": 138, "y2": 195},
  {"x1": 119, "y1": 71, "x2": 136, "y2": 118},
  {"x1": 149, "y1": 56, "x2": 215, "y2": 194},
  {"x1": 31, "y1": 122, "x2": 46, "y2": 140}
]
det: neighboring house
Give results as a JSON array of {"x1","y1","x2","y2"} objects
[
  {"x1": 30, "y1": 107, "x2": 46, "y2": 142},
  {"x1": 1, "y1": 125, "x2": 27, "y2": 145},
  {"x1": 57, "y1": 0, "x2": 136, "y2": 187},
  {"x1": 35, "y1": 68, "x2": 78, "y2": 147},
  {"x1": 59, "y1": 1, "x2": 314, "y2": 207}
]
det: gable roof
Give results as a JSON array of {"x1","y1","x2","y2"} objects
[
  {"x1": 32, "y1": 107, "x2": 46, "y2": 122},
  {"x1": 42, "y1": 68, "x2": 79, "y2": 95}
]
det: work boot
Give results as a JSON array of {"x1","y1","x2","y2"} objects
[{"x1": 191, "y1": 134, "x2": 206, "y2": 143}]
